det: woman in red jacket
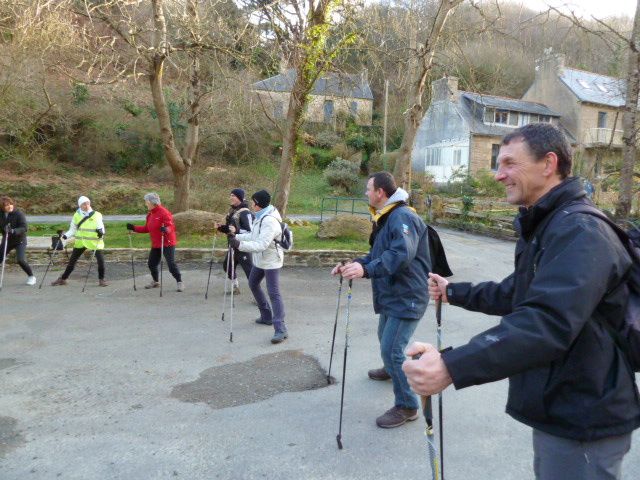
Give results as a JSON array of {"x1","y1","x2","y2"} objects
[{"x1": 127, "y1": 192, "x2": 183, "y2": 292}]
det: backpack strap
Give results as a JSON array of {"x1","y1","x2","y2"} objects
[{"x1": 75, "y1": 210, "x2": 95, "y2": 229}]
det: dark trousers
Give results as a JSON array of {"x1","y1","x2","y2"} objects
[
  {"x1": 62, "y1": 247, "x2": 105, "y2": 280},
  {"x1": 248, "y1": 267, "x2": 286, "y2": 333},
  {"x1": 0, "y1": 241, "x2": 34, "y2": 276},
  {"x1": 223, "y1": 248, "x2": 252, "y2": 281},
  {"x1": 148, "y1": 246, "x2": 181, "y2": 282},
  {"x1": 533, "y1": 429, "x2": 632, "y2": 480}
]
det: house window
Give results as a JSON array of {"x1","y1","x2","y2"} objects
[
  {"x1": 491, "y1": 144, "x2": 500, "y2": 170},
  {"x1": 426, "y1": 148, "x2": 442, "y2": 167},
  {"x1": 484, "y1": 108, "x2": 494, "y2": 123},
  {"x1": 453, "y1": 149, "x2": 462, "y2": 165},
  {"x1": 539, "y1": 115, "x2": 551, "y2": 123},
  {"x1": 529, "y1": 114, "x2": 539, "y2": 123},
  {"x1": 577, "y1": 79, "x2": 591, "y2": 89},
  {"x1": 596, "y1": 83, "x2": 608, "y2": 93},
  {"x1": 349, "y1": 101, "x2": 358, "y2": 117},
  {"x1": 598, "y1": 111, "x2": 607, "y2": 128},
  {"x1": 494, "y1": 109, "x2": 509, "y2": 124},
  {"x1": 508, "y1": 112, "x2": 518, "y2": 126},
  {"x1": 323, "y1": 100, "x2": 334, "y2": 123},
  {"x1": 273, "y1": 101, "x2": 284, "y2": 119}
]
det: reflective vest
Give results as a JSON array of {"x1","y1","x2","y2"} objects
[{"x1": 72, "y1": 211, "x2": 104, "y2": 250}]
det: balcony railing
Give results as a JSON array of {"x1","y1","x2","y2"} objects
[{"x1": 584, "y1": 128, "x2": 624, "y2": 147}]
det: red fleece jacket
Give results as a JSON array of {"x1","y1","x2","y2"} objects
[{"x1": 133, "y1": 205, "x2": 177, "y2": 248}]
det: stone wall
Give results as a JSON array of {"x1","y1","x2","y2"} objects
[
  {"x1": 4, "y1": 248, "x2": 366, "y2": 270},
  {"x1": 469, "y1": 135, "x2": 500, "y2": 173}
]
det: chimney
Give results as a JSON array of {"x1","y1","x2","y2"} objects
[
  {"x1": 360, "y1": 69, "x2": 369, "y2": 87},
  {"x1": 431, "y1": 76, "x2": 459, "y2": 102},
  {"x1": 535, "y1": 48, "x2": 565, "y2": 78}
]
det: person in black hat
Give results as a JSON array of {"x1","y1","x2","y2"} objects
[
  {"x1": 227, "y1": 189, "x2": 289, "y2": 344},
  {"x1": 215, "y1": 188, "x2": 254, "y2": 294}
]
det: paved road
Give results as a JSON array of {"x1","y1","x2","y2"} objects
[{"x1": 0, "y1": 228, "x2": 638, "y2": 479}]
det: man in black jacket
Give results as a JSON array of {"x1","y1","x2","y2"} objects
[
  {"x1": 403, "y1": 123, "x2": 640, "y2": 479},
  {"x1": 215, "y1": 188, "x2": 253, "y2": 294},
  {"x1": 0, "y1": 196, "x2": 36, "y2": 285}
]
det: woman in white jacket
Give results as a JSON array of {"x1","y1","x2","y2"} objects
[{"x1": 229, "y1": 190, "x2": 288, "y2": 344}]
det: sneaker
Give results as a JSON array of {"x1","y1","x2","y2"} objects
[
  {"x1": 255, "y1": 317, "x2": 273, "y2": 326},
  {"x1": 51, "y1": 277, "x2": 67, "y2": 286},
  {"x1": 26, "y1": 276, "x2": 37, "y2": 286},
  {"x1": 99, "y1": 279, "x2": 109, "y2": 287},
  {"x1": 375, "y1": 406, "x2": 419, "y2": 429},
  {"x1": 368, "y1": 367, "x2": 391, "y2": 381},
  {"x1": 145, "y1": 281, "x2": 160, "y2": 289},
  {"x1": 176, "y1": 282, "x2": 184, "y2": 292},
  {"x1": 271, "y1": 330, "x2": 289, "y2": 344}
]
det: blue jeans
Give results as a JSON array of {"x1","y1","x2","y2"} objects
[
  {"x1": 249, "y1": 267, "x2": 286, "y2": 333},
  {"x1": 377, "y1": 314, "x2": 419, "y2": 410}
]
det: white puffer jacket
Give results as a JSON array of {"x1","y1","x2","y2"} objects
[{"x1": 236, "y1": 206, "x2": 284, "y2": 269}]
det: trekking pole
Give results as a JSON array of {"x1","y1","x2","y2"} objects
[
  {"x1": 327, "y1": 261, "x2": 347, "y2": 384},
  {"x1": 40, "y1": 233, "x2": 63, "y2": 289},
  {"x1": 220, "y1": 244, "x2": 232, "y2": 322},
  {"x1": 204, "y1": 233, "x2": 217, "y2": 300},
  {"x1": 413, "y1": 349, "x2": 440, "y2": 480},
  {"x1": 81, "y1": 248, "x2": 98, "y2": 293},
  {"x1": 436, "y1": 299, "x2": 445, "y2": 480},
  {"x1": 229, "y1": 246, "x2": 235, "y2": 342},
  {"x1": 336, "y1": 279, "x2": 353, "y2": 450},
  {"x1": 0, "y1": 229, "x2": 9, "y2": 291},
  {"x1": 159, "y1": 227, "x2": 164, "y2": 298},
  {"x1": 128, "y1": 233, "x2": 137, "y2": 291}
]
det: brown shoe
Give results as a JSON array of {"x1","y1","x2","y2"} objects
[
  {"x1": 145, "y1": 281, "x2": 160, "y2": 289},
  {"x1": 368, "y1": 367, "x2": 391, "y2": 381},
  {"x1": 99, "y1": 279, "x2": 109, "y2": 287},
  {"x1": 376, "y1": 406, "x2": 419, "y2": 429},
  {"x1": 50, "y1": 277, "x2": 67, "y2": 286}
]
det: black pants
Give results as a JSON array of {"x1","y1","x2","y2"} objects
[
  {"x1": 223, "y1": 247, "x2": 253, "y2": 281},
  {"x1": 62, "y1": 247, "x2": 105, "y2": 280},
  {"x1": 148, "y1": 246, "x2": 181, "y2": 282},
  {"x1": 0, "y1": 241, "x2": 34, "y2": 276}
]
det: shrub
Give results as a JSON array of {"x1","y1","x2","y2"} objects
[
  {"x1": 324, "y1": 157, "x2": 360, "y2": 193},
  {"x1": 474, "y1": 169, "x2": 505, "y2": 197},
  {"x1": 315, "y1": 130, "x2": 341, "y2": 149},
  {"x1": 309, "y1": 146, "x2": 335, "y2": 169}
]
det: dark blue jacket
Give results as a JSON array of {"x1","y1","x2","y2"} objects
[{"x1": 355, "y1": 204, "x2": 432, "y2": 320}]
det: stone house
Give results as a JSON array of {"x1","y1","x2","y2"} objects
[
  {"x1": 522, "y1": 50, "x2": 626, "y2": 176},
  {"x1": 252, "y1": 69, "x2": 374, "y2": 127},
  {"x1": 412, "y1": 77, "x2": 562, "y2": 183}
]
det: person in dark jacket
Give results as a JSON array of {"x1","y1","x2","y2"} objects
[
  {"x1": 0, "y1": 196, "x2": 36, "y2": 285},
  {"x1": 127, "y1": 192, "x2": 183, "y2": 292},
  {"x1": 215, "y1": 188, "x2": 253, "y2": 294},
  {"x1": 403, "y1": 123, "x2": 640, "y2": 480},
  {"x1": 332, "y1": 171, "x2": 432, "y2": 429}
]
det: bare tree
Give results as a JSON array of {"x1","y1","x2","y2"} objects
[{"x1": 392, "y1": 0, "x2": 464, "y2": 190}]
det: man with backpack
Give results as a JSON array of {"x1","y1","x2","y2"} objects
[
  {"x1": 216, "y1": 188, "x2": 254, "y2": 295},
  {"x1": 403, "y1": 123, "x2": 640, "y2": 479},
  {"x1": 332, "y1": 172, "x2": 434, "y2": 429},
  {"x1": 228, "y1": 189, "x2": 289, "y2": 344}
]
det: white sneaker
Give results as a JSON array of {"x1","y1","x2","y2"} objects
[
  {"x1": 26, "y1": 276, "x2": 36, "y2": 286},
  {"x1": 176, "y1": 281, "x2": 184, "y2": 292}
]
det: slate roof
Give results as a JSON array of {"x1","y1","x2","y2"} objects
[
  {"x1": 252, "y1": 69, "x2": 374, "y2": 100},
  {"x1": 462, "y1": 92, "x2": 559, "y2": 116},
  {"x1": 559, "y1": 68, "x2": 626, "y2": 107}
]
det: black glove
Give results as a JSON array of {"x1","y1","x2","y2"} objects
[
  {"x1": 96, "y1": 228, "x2": 104, "y2": 239},
  {"x1": 61, "y1": 234, "x2": 67, "y2": 240},
  {"x1": 160, "y1": 226, "x2": 168, "y2": 233},
  {"x1": 217, "y1": 224, "x2": 230, "y2": 234},
  {"x1": 228, "y1": 237, "x2": 240, "y2": 249},
  {"x1": 126, "y1": 223, "x2": 135, "y2": 231}
]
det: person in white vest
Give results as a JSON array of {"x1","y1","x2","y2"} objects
[{"x1": 51, "y1": 196, "x2": 108, "y2": 287}]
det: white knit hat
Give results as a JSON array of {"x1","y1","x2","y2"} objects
[{"x1": 77, "y1": 196, "x2": 90, "y2": 207}]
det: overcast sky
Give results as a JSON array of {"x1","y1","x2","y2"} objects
[{"x1": 506, "y1": 0, "x2": 637, "y2": 19}]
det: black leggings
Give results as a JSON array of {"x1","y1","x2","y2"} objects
[
  {"x1": 62, "y1": 247, "x2": 105, "y2": 280},
  {"x1": 0, "y1": 242, "x2": 34, "y2": 276},
  {"x1": 148, "y1": 246, "x2": 182, "y2": 282},
  {"x1": 223, "y1": 247, "x2": 253, "y2": 281}
]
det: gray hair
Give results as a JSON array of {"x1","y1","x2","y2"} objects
[{"x1": 144, "y1": 192, "x2": 161, "y2": 205}]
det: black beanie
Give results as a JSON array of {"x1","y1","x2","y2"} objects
[
  {"x1": 252, "y1": 190, "x2": 271, "y2": 209},
  {"x1": 231, "y1": 188, "x2": 245, "y2": 202}
]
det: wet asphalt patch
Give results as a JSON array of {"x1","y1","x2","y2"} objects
[
  {"x1": 170, "y1": 350, "x2": 329, "y2": 409},
  {"x1": 0, "y1": 417, "x2": 26, "y2": 458}
]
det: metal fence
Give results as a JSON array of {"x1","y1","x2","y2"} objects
[{"x1": 320, "y1": 197, "x2": 370, "y2": 222}]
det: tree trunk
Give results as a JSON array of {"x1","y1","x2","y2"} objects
[
  {"x1": 616, "y1": 0, "x2": 640, "y2": 219},
  {"x1": 149, "y1": 0, "x2": 191, "y2": 212},
  {"x1": 394, "y1": 0, "x2": 464, "y2": 190},
  {"x1": 273, "y1": 71, "x2": 310, "y2": 218}
]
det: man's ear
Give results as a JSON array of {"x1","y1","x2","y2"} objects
[{"x1": 543, "y1": 152, "x2": 559, "y2": 178}]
